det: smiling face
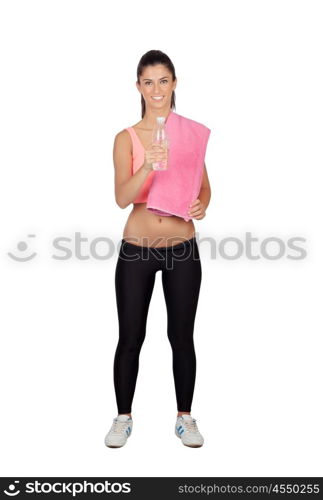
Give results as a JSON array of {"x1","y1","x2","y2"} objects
[{"x1": 136, "y1": 64, "x2": 177, "y2": 111}]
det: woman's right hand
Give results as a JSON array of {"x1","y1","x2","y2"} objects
[{"x1": 143, "y1": 143, "x2": 168, "y2": 171}]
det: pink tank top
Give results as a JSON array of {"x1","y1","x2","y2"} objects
[{"x1": 125, "y1": 127, "x2": 154, "y2": 204}]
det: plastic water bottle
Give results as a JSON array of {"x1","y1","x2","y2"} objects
[{"x1": 151, "y1": 116, "x2": 169, "y2": 170}]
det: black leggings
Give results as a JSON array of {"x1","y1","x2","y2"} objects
[{"x1": 113, "y1": 236, "x2": 202, "y2": 414}]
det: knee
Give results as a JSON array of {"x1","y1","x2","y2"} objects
[
  {"x1": 167, "y1": 331, "x2": 195, "y2": 352},
  {"x1": 117, "y1": 334, "x2": 145, "y2": 356}
]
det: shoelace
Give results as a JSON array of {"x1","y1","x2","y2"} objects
[
  {"x1": 111, "y1": 419, "x2": 130, "y2": 435},
  {"x1": 182, "y1": 418, "x2": 200, "y2": 434}
]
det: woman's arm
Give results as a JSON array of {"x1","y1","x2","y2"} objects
[
  {"x1": 113, "y1": 130, "x2": 152, "y2": 209},
  {"x1": 198, "y1": 163, "x2": 211, "y2": 210}
]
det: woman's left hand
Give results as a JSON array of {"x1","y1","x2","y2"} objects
[{"x1": 187, "y1": 198, "x2": 206, "y2": 220}]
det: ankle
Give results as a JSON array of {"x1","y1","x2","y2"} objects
[
  {"x1": 119, "y1": 413, "x2": 132, "y2": 418},
  {"x1": 177, "y1": 411, "x2": 191, "y2": 417}
]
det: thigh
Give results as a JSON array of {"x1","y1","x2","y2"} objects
[
  {"x1": 161, "y1": 241, "x2": 202, "y2": 327},
  {"x1": 115, "y1": 243, "x2": 157, "y2": 342}
]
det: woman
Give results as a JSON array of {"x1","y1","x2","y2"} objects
[{"x1": 105, "y1": 50, "x2": 211, "y2": 448}]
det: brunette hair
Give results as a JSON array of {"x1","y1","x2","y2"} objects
[{"x1": 136, "y1": 50, "x2": 177, "y2": 118}]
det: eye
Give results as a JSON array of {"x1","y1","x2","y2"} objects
[{"x1": 144, "y1": 79, "x2": 168, "y2": 86}]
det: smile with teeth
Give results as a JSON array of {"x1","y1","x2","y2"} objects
[{"x1": 152, "y1": 96, "x2": 164, "y2": 100}]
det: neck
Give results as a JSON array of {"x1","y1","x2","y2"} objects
[{"x1": 141, "y1": 107, "x2": 172, "y2": 128}]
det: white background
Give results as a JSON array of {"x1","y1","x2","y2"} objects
[{"x1": 1, "y1": 0, "x2": 322, "y2": 477}]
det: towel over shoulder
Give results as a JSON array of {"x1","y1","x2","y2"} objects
[{"x1": 146, "y1": 110, "x2": 211, "y2": 221}]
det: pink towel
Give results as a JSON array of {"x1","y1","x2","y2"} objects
[{"x1": 146, "y1": 110, "x2": 211, "y2": 221}]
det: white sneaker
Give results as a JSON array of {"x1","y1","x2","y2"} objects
[
  {"x1": 104, "y1": 415, "x2": 133, "y2": 448},
  {"x1": 175, "y1": 414, "x2": 204, "y2": 447}
]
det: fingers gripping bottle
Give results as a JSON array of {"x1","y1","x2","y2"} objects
[{"x1": 151, "y1": 116, "x2": 169, "y2": 170}]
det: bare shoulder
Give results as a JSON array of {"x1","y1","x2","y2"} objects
[
  {"x1": 114, "y1": 128, "x2": 132, "y2": 153},
  {"x1": 115, "y1": 128, "x2": 131, "y2": 143}
]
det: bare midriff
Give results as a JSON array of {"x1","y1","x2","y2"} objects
[{"x1": 123, "y1": 203, "x2": 195, "y2": 248}]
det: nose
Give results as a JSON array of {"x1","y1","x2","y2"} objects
[{"x1": 153, "y1": 82, "x2": 161, "y2": 93}]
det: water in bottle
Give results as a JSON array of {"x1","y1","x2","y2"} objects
[{"x1": 151, "y1": 116, "x2": 169, "y2": 170}]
